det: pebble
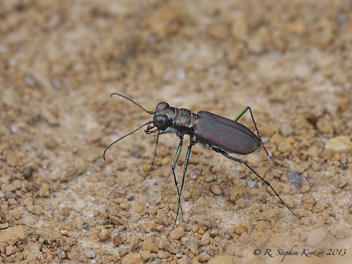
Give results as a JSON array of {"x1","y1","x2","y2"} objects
[
  {"x1": 157, "y1": 250, "x2": 168, "y2": 259},
  {"x1": 208, "y1": 255, "x2": 233, "y2": 264},
  {"x1": 2, "y1": 89, "x2": 22, "y2": 109},
  {"x1": 169, "y1": 227, "x2": 185, "y2": 240},
  {"x1": 11, "y1": 207, "x2": 21, "y2": 220},
  {"x1": 122, "y1": 253, "x2": 143, "y2": 264},
  {"x1": 230, "y1": 185, "x2": 246, "y2": 202},
  {"x1": 141, "y1": 250, "x2": 151, "y2": 261},
  {"x1": 325, "y1": 136, "x2": 352, "y2": 153},
  {"x1": 99, "y1": 228, "x2": 110, "y2": 241},
  {"x1": 141, "y1": 237, "x2": 158, "y2": 252},
  {"x1": 5, "y1": 245, "x2": 16, "y2": 256},
  {"x1": 61, "y1": 207, "x2": 69, "y2": 217},
  {"x1": 306, "y1": 228, "x2": 327, "y2": 247},
  {"x1": 210, "y1": 184, "x2": 222, "y2": 196},
  {"x1": 286, "y1": 171, "x2": 302, "y2": 189},
  {"x1": 206, "y1": 24, "x2": 229, "y2": 40},
  {"x1": 0, "y1": 226, "x2": 26, "y2": 246},
  {"x1": 231, "y1": 19, "x2": 248, "y2": 42},
  {"x1": 278, "y1": 140, "x2": 294, "y2": 153},
  {"x1": 183, "y1": 190, "x2": 191, "y2": 200},
  {"x1": 112, "y1": 235, "x2": 123, "y2": 247},
  {"x1": 317, "y1": 117, "x2": 334, "y2": 134},
  {"x1": 301, "y1": 193, "x2": 316, "y2": 211},
  {"x1": 234, "y1": 226, "x2": 246, "y2": 236},
  {"x1": 199, "y1": 253, "x2": 211, "y2": 262},
  {"x1": 141, "y1": 222, "x2": 154, "y2": 233},
  {"x1": 61, "y1": 230, "x2": 68, "y2": 236},
  {"x1": 120, "y1": 202, "x2": 130, "y2": 210},
  {"x1": 51, "y1": 158, "x2": 87, "y2": 182},
  {"x1": 85, "y1": 250, "x2": 95, "y2": 258}
]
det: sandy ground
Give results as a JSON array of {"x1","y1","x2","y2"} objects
[{"x1": 1, "y1": 0, "x2": 352, "y2": 263}]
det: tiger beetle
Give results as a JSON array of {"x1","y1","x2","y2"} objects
[{"x1": 103, "y1": 93, "x2": 301, "y2": 230}]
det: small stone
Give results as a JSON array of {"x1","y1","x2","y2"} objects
[
  {"x1": 307, "y1": 145, "x2": 321, "y2": 157},
  {"x1": 280, "y1": 124, "x2": 293, "y2": 137},
  {"x1": 169, "y1": 227, "x2": 185, "y2": 240},
  {"x1": 142, "y1": 163, "x2": 150, "y2": 172},
  {"x1": 33, "y1": 205, "x2": 43, "y2": 215},
  {"x1": 200, "y1": 220, "x2": 211, "y2": 229},
  {"x1": 280, "y1": 195, "x2": 295, "y2": 209},
  {"x1": 141, "y1": 237, "x2": 158, "y2": 252},
  {"x1": 141, "y1": 222, "x2": 153, "y2": 233},
  {"x1": 85, "y1": 250, "x2": 95, "y2": 258},
  {"x1": 210, "y1": 184, "x2": 222, "y2": 196},
  {"x1": 51, "y1": 158, "x2": 86, "y2": 182},
  {"x1": 306, "y1": 228, "x2": 327, "y2": 247},
  {"x1": 99, "y1": 228, "x2": 110, "y2": 241},
  {"x1": 286, "y1": 171, "x2": 303, "y2": 190},
  {"x1": 122, "y1": 253, "x2": 143, "y2": 264},
  {"x1": 199, "y1": 254, "x2": 211, "y2": 262},
  {"x1": 208, "y1": 255, "x2": 233, "y2": 264},
  {"x1": 23, "y1": 198, "x2": 34, "y2": 212},
  {"x1": 60, "y1": 207, "x2": 69, "y2": 217},
  {"x1": 82, "y1": 222, "x2": 89, "y2": 229},
  {"x1": 2, "y1": 89, "x2": 22, "y2": 109},
  {"x1": 190, "y1": 243, "x2": 198, "y2": 255},
  {"x1": 11, "y1": 207, "x2": 21, "y2": 220},
  {"x1": 0, "y1": 226, "x2": 26, "y2": 246},
  {"x1": 204, "y1": 175, "x2": 214, "y2": 182},
  {"x1": 231, "y1": 19, "x2": 248, "y2": 42},
  {"x1": 157, "y1": 250, "x2": 168, "y2": 259},
  {"x1": 317, "y1": 117, "x2": 334, "y2": 134},
  {"x1": 234, "y1": 226, "x2": 246, "y2": 236},
  {"x1": 141, "y1": 250, "x2": 151, "y2": 261},
  {"x1": 0, "y1": 211, "x2": 6, "y2": 222},
  {"x1": 23, "y1": 167, "x2": 33, "y2": 179},
  {"x1": 278, "y1": 140, "x2": 294, "y2": 153},
  {"x1": 165, "y1": 242, "x2": 177, "y2": 254},
  {"x1": 206, "y1": 24, "x2": 229, "y2": 40},
  {"x1": 5, "y1": 246, "x2": 16, "y2": 256},
  {"x1": 120, "y1": 202, "x2": 130, "y2": 210},
  {"x1": 61, "y1": 230, "x2": 68, "y2": 236},
  {"x1": 183, "y1": 190, "x2": 191, "y2": 200},
  {"x1": 109, "y1": 215, "x2": 124, "y2": 225},
  {"x1": 118, "y1": 247, "x2": 129, "y2": 257},
  {"x1": 45, "y1": 136, "x2": 58, "y2": 150},
  {"x1": 113, "y1": 235, "x2": 123, "y2": 247},
  {"x1": 230, "y1": 185, "x2": 246, "y2": 202},
  {"x1": 301, "y1": 193, "x2": 317, "y2": 206},
  {"x1": 0, "y1": 223, "x2": 9, "y2": 229},
  {"x1": 325, "y1": 136, "x2": 352, "y2": 153}
]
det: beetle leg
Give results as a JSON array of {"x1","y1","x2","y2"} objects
[
  {"x1": 159, "y1": 128, "x2": 176, "y2": 135},
  {"x1": 172, "y1": 139, "x2": 194, "y2": 231},
  {"x1": 142, "y1": 130, "x2": 160, "y2": 182},
  {"x1": 219, "y1": 150, "x2": 301, "y2": 219},
  {"x1": 170, "y1": 135, "x2": 185, "y2": 223},
  {"x1": 234, "y1": 106, "x2": 287, "y2": 168},
  {"x1": 142, "y1": 129, "x2": 177, "y2": 181},
  {"x1": 233, "y1": 106, "x2": 250, "y2": 122}
]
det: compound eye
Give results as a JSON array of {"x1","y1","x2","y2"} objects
[
  {"x1": 154, "y1": 115, "x2": 168, "y2": 127},
  {"x1": 156, "y1": 102, "x2": 169, "y2": 112}
]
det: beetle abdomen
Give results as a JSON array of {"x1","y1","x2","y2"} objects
[{"x1": 195, "y1": 111, "x2": 260, "y2": 155}]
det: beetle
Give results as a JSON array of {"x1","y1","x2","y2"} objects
[{"x1": 103, "y1": 93, "x2": 301, "y2": 228}]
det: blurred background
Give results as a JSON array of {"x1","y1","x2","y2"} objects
[{"x1": 1, "y1": 0, "x2": 352, "y2": 263}]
